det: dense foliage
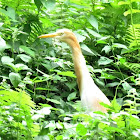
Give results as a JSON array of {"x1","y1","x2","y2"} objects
[{"x1": 0, "y1": 0, "x2": 140, "y2": 139}]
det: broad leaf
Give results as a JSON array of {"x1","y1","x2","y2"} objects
[
  {"x1": 74, "y1": 32, "x2": 86, "y2": 42},
  {"x1": 46, "y1": 98, "x2": 61, "y2": 104},
  {"x1": 98, "y1": 56, "x2": 113, "y2": 65},
  {"x1": 65, "y1": 82, "x2": 76, "y2": 91},
  {"x1": 15, "y1": 64, "x2": 30, "y2": 71},
  {"x1": 1, "y1": 56, "x2": 14, "y2": 64},
  {"x1": 0, "y1": 7, "x2": 15, "y2": 20},
  {"x1": 101, "y1": 73, "x2": 116, "y2": 80},
  {"x1": 86, "y1": 28, "x2": 101, "y2": 38},
  {"x1": 87, "y1": 15, "x2": 98, "y2": 31},
  {"x1": 122, "y1": 82, "x2": 132, "y2": 91},
  {"x1": 106, "y1": 82, "x2": 119, "y2": 87},
  {"x1": 19, "y1": 45, "x2": 35, "y2": 58},
  {"x1": 9, "y1": 72, "x2": 21, "y2": 88},
  {"x1": 112, "y1": 43, "x2": 128, "y2": 49},
  {"x1": 40, "y1": 0, "x2": 55, "y2": 11},
  {"x1": 67, "y1": 92, "x2": 77, "y2": 101},
  {"x1": 124, "y1": 9, "x2": 140, "y2": 16},
  {"x1": 81, "y1": 44, "x2": 95, "y2": 56},
  {"x1": 102, "y1": 45, "x2": 112, "y2": 54},
  {"x1": 0, "y1": 37, "x2": 10, "y2": 52},
  {"x1": 17, "y1": 54, "x2": 32, "y2": 63},
  {"x1": 34, "y1": 0, "x2": 42, "y2": 11},
  {"x1": 57, "y1": 71, "x2": 76, "y2": 78},
  {"x1": 76, "y1": 124, "x2": 87, "y2": 136}
]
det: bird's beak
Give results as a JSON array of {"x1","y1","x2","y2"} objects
[{"x1": 38, "y1": 33, "x2": 58, "y2": 38}]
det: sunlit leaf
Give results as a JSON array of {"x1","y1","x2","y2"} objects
[
  {"x1": 0, "y1": 37, "x2": 10, "y2": 52},
  {"x1": 37, "y1": 107, "x2": 51, "y2": 115},
  {"x1": 87, "y1": 15, "x2": 98, "y2": 31},
  {"x1": 1, "y1": 56, "x2": 14, "y2": 64},
  {"x1": 81, "y1": 44, "x2": 95, "y2": 56},
  {"x1": 56, "y1": 135, "x2": 63, "y2": 140},
  {"x1": 106, "y1": 127, "x2": 126, "y2": 136},
  {"x1": 46, "y1": 98, "x2": 61, "y2": 104},
  {"x1": 86, "y1": 28, "x2": 101, "y2": 38},
  {"x1": 76, "y1": 124, "x2": 87, "y2": 136},
  {"x1": 98, "y1": 56, "x2": 113, "y2": 65},
  {"x1": 57, "y1": 71, "x2": 76, "y2": 78},
  {"x1": 118, "y1": 1, "x2": 130, "y2": 5},
  {"x1": 40, "y1": 0, "x2": 55, "y2": 11},
  {"x1": 122, "y1": 82, "x2": 132, "y2": 91},
  {"x1": 0, "y1": 7, "x2": 15, "y2": 20},
  {"x1": 102, "y1": 45, "x2": 112, "y2": 54},
  {"x1": 106, "y1": 82, "x2": 119, "y2": 87},
  {"x1": 124, "y1": 9, "x2": 140, "y2": 16},
  {"x1": 9, "y1": 72, "x2": 21, "y2": 88},
  {"x1": 19, "y1": 45, "x2": 35, "y2": 58},
  {"x1": 15, "y1": 64, "x2": 29, "y2": 71},
  {"x1": 67, "y1": 92, "x2": 77, "y2": 101},
  {"x1": 101, "y1": 73, "x2": 116, "y2": 80},
  {"x1": 112, "y1": 43, "x2": 128, "y2": 49},
  {"x1": 17, "y1": 54, "x2": 32, "y2": 63},
  {"x1": 74, "y1": 32, "x2": 86, "y2": 42}
]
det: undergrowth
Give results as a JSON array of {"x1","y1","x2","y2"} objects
[{"x1": 0, "y1": 0, "x2": 140, "y2": 139}]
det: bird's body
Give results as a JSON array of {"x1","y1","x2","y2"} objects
[{"x1": 39, "y1": 29, "x2": 110, "y2": 112}]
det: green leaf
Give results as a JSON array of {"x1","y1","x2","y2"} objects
[
  {"x1": 15, "y1": 64, "x2": 30, "y2": 71},
  {"x1": 74, "y1": 32, "x2": 86, "y2": 42},
  {"x1": 101, "y1": 73, "x2": 116, "y2": 80},
  {"x1": 40, "y1": 0, "x2": 55, "y2": 11},
  {"x1": 67, "y1": 92, "x2": 77, "y2": 101},
  {"x1": 56, "y1": 135, "x2": 63, "y2": 140},
  {"x1": 76, "y1": 124, "x2": 87, "y2": 136},
  {"x1": 111, "y1": 98, "x2": 122, "y2": 112},
  {"x1": 87, "y1": 15, "x2": 98, "y2": 31},
  {"x1": 102, "y1": 45, "x2": 112, "y2": 54},
  {"x1": 86, "y1": 28, "x2": 101, "y2": 38},
  {"x1": 0, "y1": 37, "x2": 11, "y2": 52},
  {"x1": 1, "y1": 56, "x2": 14, "y2": 64},
  {"x1": 95, "y1": 78, "x2": 105, "y2": 87},
  {"x1": 0, "y1": 90, "x2": 35, "y2": 108},
  {"x1": 57, "y1": 71, "x2": 76, "y2": 78},
  {"x1": 37, "y1": 107, "x2": 51, "y2": 115},
  {"x1": 122, "y1": 82, "x2": 132, "y2": 91},
  {"x1": 46, "y1": 98, "x2": 61, "y2": 104},
  {"x1": 19, "y1": 45, "x2": 35, "y2": 58},
  {"x1": 0, "y1": 7, "x2": 15, "y2": 20},
  {"x1": 0, "y1": 37, "x2": 6, "y2": 47},
  {"x1": 124, "y1": 9, "x2": 140, "y2": 16},
  {"x1": 106, "y1": 127, "x2": 126, "y2": 136},
  {"x1": 9, "y1": 72, "x2": 21, "y2": 88},
  {"x1": 17, "y1": 54, "x2": 32, "y2": 63},
  {"x1": 112, "y1": 43, "x2": 128, "y2": 49},
  {"x1": 118, "y1": 1, "x2": 130, "y2": 5},
  {"x1": 81, "y1": 44, "x2": 95, "y2": 56},
  {"x1": 98, "y1": 57, "x2": 113, "y2": 65},
  {"x1": 106, "y1": 82, "x2": 119, "y2": 87},
  {"x1": 34, "y1": 0, "x2": 42, "y2": 11},
  {"x1": 5, "y1": 63, "x2": 17, "y2": 72},
  {"x1": 65, "y1": 82, "x2": 76, "y2": 91}
]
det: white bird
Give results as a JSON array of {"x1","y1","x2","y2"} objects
[{"x1": 39, "y1": 29, "x2": 110, "y2": 113}]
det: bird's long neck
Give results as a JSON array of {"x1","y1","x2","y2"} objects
[{"x1": 68, "y1": 40, "x2": 91, "y2": 95}]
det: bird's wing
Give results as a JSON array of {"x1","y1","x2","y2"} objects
[{"x1": 81, "y1": 77, "x2": 110, "y2": 112}]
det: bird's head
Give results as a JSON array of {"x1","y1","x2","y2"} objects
[{"x1": 38, "y1": 29, "x2": 80, "y2": 48}]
